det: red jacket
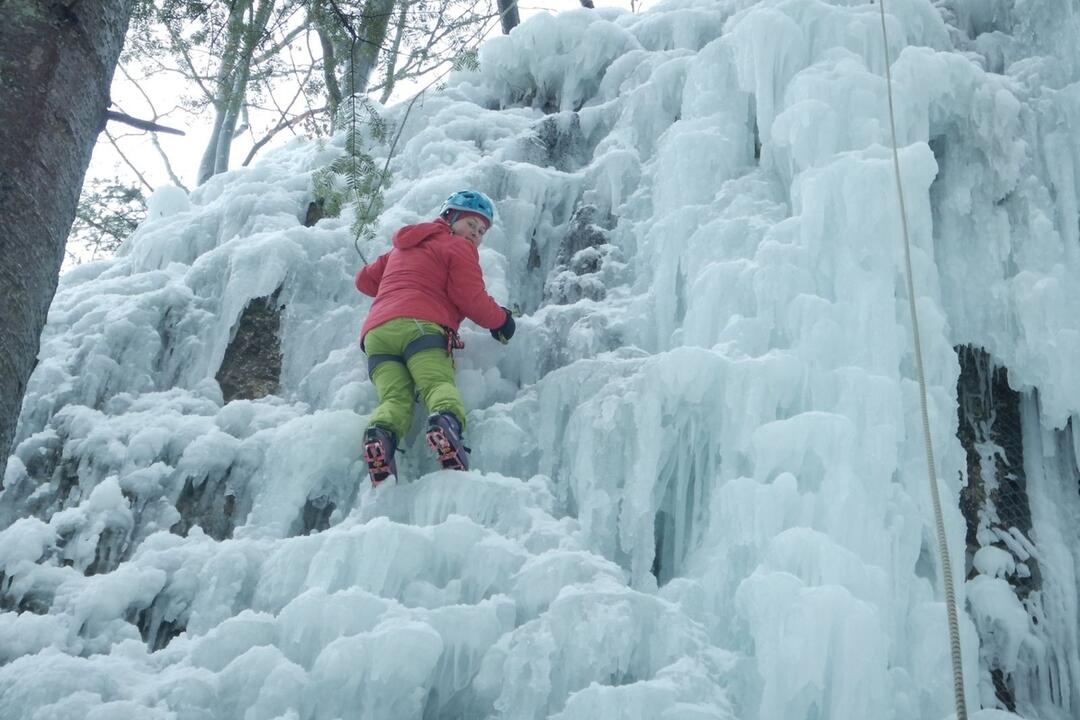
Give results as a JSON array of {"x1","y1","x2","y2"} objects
[{"x1": 356, "y1": 218, "x2": 506, "y2": 341}]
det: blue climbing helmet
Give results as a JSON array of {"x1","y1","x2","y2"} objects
[{"x1": 440, "y1": 190, "x2": 495, "y2": 228}]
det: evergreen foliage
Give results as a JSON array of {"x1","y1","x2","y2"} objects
[
  {"x1": 453, "y1": 47, "x2": 480, "y2": 72},
  {"x1": 68, "y1": 178, "x2": 147, "y2": 263},
  {"x1": 311, "y1": 95, "x2": 391, "y2": 245}
]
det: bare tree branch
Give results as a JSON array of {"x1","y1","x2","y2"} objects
[
  {"x1": 151, "y1": 134, "x2": 189, "y2": 191},
  {"x1": 105, "y1": 110, "x2": 186, "y2": 135},
  {"x1": 116, "y1": 64, "x2": 189, "y2": 189},
  {"x1": 165, "y1": 23, "x2": 216, "y2": 102},
  {"x1": 104, "y1": 128, "x2": 155, "y2": 193},
  {"x1": 241, "y1": 105, "x2": 329, "y2": 167},
  {"x1": 252, "y1": 22, "x2": 308, "y2": 65}
]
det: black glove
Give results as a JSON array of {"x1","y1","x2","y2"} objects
[{"x1": 490, "y1": 307, "x2": 515, "y2": 344}]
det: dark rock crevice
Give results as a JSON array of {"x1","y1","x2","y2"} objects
[
  {"x1": 542, "y1": 204, "x2": 623, "y2": 306},
  {"x1": 171, "y1": 471, "x2": 242, "y2": 542},
  {"x1": 216, "y1": 291, "x2": 284, "y2": 404},
  {"x1": 525, "y1": 113, "x2": 589, "y2": 173},
  {"x1": 955, "y1": 344, "x2": 1041, "y2": 712},
  {"x1": 956, "y1": 345, "x2": 1037, "y2": 591}
]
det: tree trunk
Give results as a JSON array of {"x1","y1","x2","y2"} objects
[
  {"x1": 310, "y1": 0, "x2": 343, "y2": 127},
  {"x1": 214, "y1": 62, "x2": 254, "y2": 174},
  {"x1": 0, "y1": 0, "x2": 135, "y2": 465},
  {"x1": 497, "y1": 0, "x2": 520, "y2": 34},
  {"x1": 344, "y1": 0, "x2": 395, "y2": 98},
  {"x1": 197, "y1": 0, "x2": 249, "y2": 185},
  {"x1": 378, "y1": 0, "x2": 410, "y2": 104},
  {"x1": 197, "y1": 0, "x2": 274, "y2": 185},
  {"x1": 318, "y1": 28, "x2": 343, "y2": 125}
]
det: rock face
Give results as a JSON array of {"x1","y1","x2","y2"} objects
[
  {"x1": 216, "y1": 294, "x2": 284, "y2": 403},
  {"x1": 956, "y1": 345, "x2": 1035, "y2": 579},
  {"x1": 543, "y1": 204, "x2": 623, "y2": 305},
  {"x1": 955, "y1": 344, "x2": 1041, "y2": 712}
]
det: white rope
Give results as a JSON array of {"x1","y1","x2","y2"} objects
[{"x1": 876, "y1": 2, "x2": 968, "y2": 718}]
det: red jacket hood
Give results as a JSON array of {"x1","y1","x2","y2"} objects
[
  {"x1": 392, "y1": 219, "x2": 449, "y2": 249},
  {"x1": 355, "y1": 216, "x2": 506, "y2": 338}
]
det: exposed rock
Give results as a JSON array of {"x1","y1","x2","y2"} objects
[
  {"x1": 514, "y1": 113, "x2": 589, "y2": 172},
  {"x1": 955, "y1": 344, "x2": 1040, "y2": 712},
  {"x1": 543, "y1": 205, "x2": 625, "y2": 305},
  {"x1": 304, "y1": 198, "x2": 326, "y2": 227},
  {"x1": 956, "y1": 345, "x2": 1036, "y2": 587},
  {"x1": 171, "y1": 474, "x2": 240, "y2": 542},
  {"x1": 302, "y1": 494, "x2": 336, "y2": 535},
  {"x1": 216, "y1": 293, "x2": 284, "y2": 404}
]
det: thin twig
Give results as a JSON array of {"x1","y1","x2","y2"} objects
[
  {"x1": 252, "y1": 21, "x2": 308, "y2": 65},
  {"x1": 151, "y1": 134, "x2": 189, "y2": 190},
  {"x1": 104, "y1": 128, "x2": 156, "y2": 193},
  {"x1": 165, "y1": 24, "x2": 216, "y2": 102},
  {"x1": 242, "y1": 105, "x2": 330, "y2": 166}
]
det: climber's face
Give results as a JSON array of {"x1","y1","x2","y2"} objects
[{"x1": 451, "y1": 214, "x2": 488, "y2": 247}]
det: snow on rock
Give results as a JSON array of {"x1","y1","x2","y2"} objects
[{"x1": 4, "y1": 0, "x2": 1080, "y2": 719}]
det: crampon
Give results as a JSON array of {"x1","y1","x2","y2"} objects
[
  {"x1": 425, "y1": 412, "x2": 470, "y2": 470},
  {"x1": 363, "y1": 426, "x2": 398, "y2": 486}
]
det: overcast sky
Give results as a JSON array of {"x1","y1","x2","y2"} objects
[{"x1": 92, "y1": 0, "x2": 656, "y2": 194}]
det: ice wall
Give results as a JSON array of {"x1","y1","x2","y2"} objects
[{"x1": 3, "y1": 1, "x2": 1080, "y2": 719}]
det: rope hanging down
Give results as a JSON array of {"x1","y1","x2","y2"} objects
[
  {"x1": 877, "y1": 3, "x2": 968, "y2": 719},
  {"x1": 346, "y1": 8, "x2": 512, "y2": 263}
]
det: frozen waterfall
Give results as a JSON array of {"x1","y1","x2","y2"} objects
[{"x1": 3, "y1": 1, "x2": 1080, "y2": 719}]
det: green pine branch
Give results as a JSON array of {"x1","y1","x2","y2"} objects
[{"x1": 311, "y1": 94, "x2": 391, "y2": 245}]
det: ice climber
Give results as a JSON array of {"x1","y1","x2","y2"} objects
[{"x1": 355, "y1": 190, "x2": 516, "y2": 486}]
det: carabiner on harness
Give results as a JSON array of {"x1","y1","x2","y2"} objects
[{"x1": 366, "y1": 326, "x2": 464, "y2": 376}]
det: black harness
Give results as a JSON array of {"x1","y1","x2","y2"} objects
[{"x1": 366, "y1": 329, "x2": 463, "y2": 376}]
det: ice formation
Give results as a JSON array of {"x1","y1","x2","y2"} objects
[{"x1": 3, "y1": 1, "x2": 1080, "y2": 719}]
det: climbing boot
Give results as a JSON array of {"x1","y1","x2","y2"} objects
[
  {"x1": 363, "y1": 426, "x2": 398, "y2": 486},
  {"x1": 425, "y1": 411, "x2": 470, "y2": 470}
]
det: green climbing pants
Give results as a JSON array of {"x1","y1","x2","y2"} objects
[{"x1": 363, "y1": 317, "x2": 467, "y2": 440}]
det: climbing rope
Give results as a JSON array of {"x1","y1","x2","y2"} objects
[
  {"x1": 877, "y1": 2, "x2": 968, "y2": 718},
  {"x1": 348, "y1": 9, "x2": 513, "y2": 262}
]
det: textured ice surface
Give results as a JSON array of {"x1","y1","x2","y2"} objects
[{"x1": 4, "y1": 1, "x2": 1080, "y2": 719}]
